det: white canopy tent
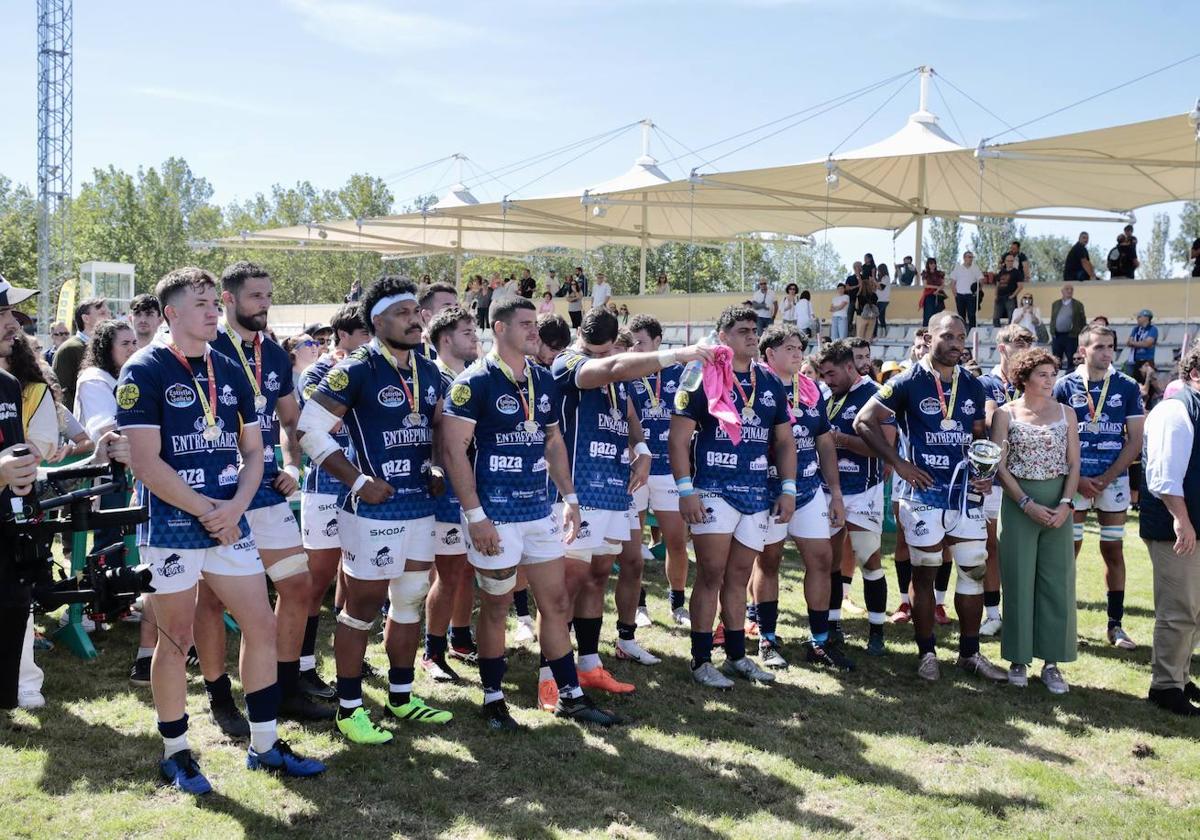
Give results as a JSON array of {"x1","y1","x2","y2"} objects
[{"x1": 212, "y1": 67, "x2": 1200, "y2": 290}]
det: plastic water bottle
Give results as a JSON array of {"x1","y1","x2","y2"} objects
[{"x1": 679, "y1": 330, "x2": 717, "y2": 392}]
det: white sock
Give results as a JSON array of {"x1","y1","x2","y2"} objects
[
  {"x1": 842, "y1": 581, "x2": 852, "y2": 599},
  {"x1": 900, "y1": 593, "x2": 911, "y2": 606},
  {"x1": 986, "y1": 605, "x2": 1001, "y2": 621},
  {"x1": 829, "y1": 609, "x2": 842, "y2": 622},
  {"x1": 299, "y1": 655, "x2": 316, "y2": 672},
  {"x1": 538, "y1": 665, "x2": 552, "y2": 682},
  {"x1": 339, "y1": 697, "x2": 362, "y2": 710},
  {"x1": 389, "y1": 681, "x2": 413, "y2": 696},
  {"x1": 868, "y1": 613, "x2": 886, "y2": 625},
  {"x1": 935, "y1": 590, "x2": 946, "y2": 606},
  {"x1": 483, "y1": 689, "x2": 504, "y2": 704},
  {"x1": 249, "y1": 719, "x2": 277, "y2": 754},
  {"x1": 162, "y1": 732, "x2": 189, "y2": 759},
  {"x1": 137, "y1": 647, "x2": 155, "y2": 660},
  {"x1": 577, "y1": 653, "x2": 601, "y2": 672}
]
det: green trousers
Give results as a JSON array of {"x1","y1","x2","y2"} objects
[{"x1": 999, "y1": 475, "x2": 1078, "y2": 665}]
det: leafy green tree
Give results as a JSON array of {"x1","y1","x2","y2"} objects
[
  {"x1": 1170, "y1": 200, "x2": 1200, "y2": 271},
  {"x1": 969, "y1": 216, "x2": 1024, "y2": 271},
  {"x1": 0, "y1": 175, "x2": 39, "y2": 290},
  {"x1": 1142, "y1": 212, "x2": 1171, "y2": 279},
  {"x1": 924, "y1": 217, "x2": 962, "y2": 272}
]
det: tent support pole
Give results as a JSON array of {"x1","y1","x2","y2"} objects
[
  {"x1": 914, "y1": 154, "x2": 927, "y2": 272},
  {"x1": 455, "y1": 219, "x2": 463, "y2": 287},
  {"x1": 639, "y1": 195, "x2": 648, "y2": 295}
]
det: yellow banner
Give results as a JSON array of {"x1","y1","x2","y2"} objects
[{"x1": 54, "y1": 277, "x2": 77, "y2": 327}]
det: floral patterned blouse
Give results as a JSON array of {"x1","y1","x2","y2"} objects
[{"x1": 1006, "y1": 404, "x2": 1070, "y2": 481}]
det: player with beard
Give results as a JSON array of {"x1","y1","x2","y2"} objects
[
  {"x1": 196, "y1": 262, "x2": 334, "y2": 732},
  {"x1": 441, "y1": 296, "x2": 620, "y2": 729},
  {"x1": 1053, "y1": 325, "x2": 1145, "y2": 650},
  {"x1": 420, "y1": 305, "x2": 480, "y2": 682},
  {"x1": 627, "y1": 314, "x2": 692, "y2": 627},
  {"x1": 118, "y1": 267, "x2": 324, "y2": 792},
  {"x1": 856, "y1": 312, "x2": 1007, "y2": 683},
  {"x1": 674, "y1": 306, "x2": 796, "y2": 688},
  {"x1": 298, "y1": 276, "x2": 451, "y2": 745},
  {"x1": 817, "y1": 340, "x2": 895, "y2": 656},
  {"x1": 295, "y1": 303, "x2": 370, "y2": 699},
  {"x1": 544, "y1": 307, "x2": 711, "y2": 704},
  {"x1": 976, "y1": 323, "x2": 1036, "y2": 637},
  {"x1": 749, "y1": 325, "x2": 847, "y2": 670}
]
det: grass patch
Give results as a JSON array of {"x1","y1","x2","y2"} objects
[{"x1": 3, "y1": 516, "x2": 1199, "y2": 839}]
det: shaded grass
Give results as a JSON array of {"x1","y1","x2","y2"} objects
[{"x1": 3, "y1": 515, "x2": 1199, "y2": 839}]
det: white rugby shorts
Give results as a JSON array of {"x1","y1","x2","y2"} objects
[
  {"x1": 689, "y1": 491, "x2": 772, "y2": 552},
  {"x1": 632, "y1": 473, "x2": 681, "y2": 514},
  {"x1": 301, "y1": 493, "x2": 342, "y2": 550},
  {"x1": 897, "y1": 497, "x2": 986, "y2": 551},
  {"x1": 339, "y1": 510, "x2": 435, "y2": 580},
  {"x1": 463, "y1": 512, "x2": 563, "y2": 571},
  {"x1": 831, "y1": 483, "x2": 885, "y2": 533},
  {"x1": 142, "y1": 536, "x2": 261, "y2": 595},
  {"x1": 245, "y1": 502, "x2": 301, "y2": 551},
  {"x1": 435, "y1": 520, "x2": 466, "y2": 554},
  {"x1": 1072, "y1": 474, "x2": 1131, "y2": 514},
  {"x1": 766, "y1": 489, "x2": 830, "y2": 544}
]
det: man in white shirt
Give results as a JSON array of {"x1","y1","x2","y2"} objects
[
  {"x1": 1140, "y1": 343, "x2": 1200, "y2": 716},
  {"x1": 591, "y1": 273, "x2": 612, "y2": 310},
  {"x1": 751, "y1": 278, "x2": 777, "y2": 335},
  {"x1": 949, "y1": 252, "x2": 983, "y2": 330}
]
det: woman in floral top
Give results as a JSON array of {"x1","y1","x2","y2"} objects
[{"x1": 991, "y1": 347, "x2": 1081, "y2": 694}]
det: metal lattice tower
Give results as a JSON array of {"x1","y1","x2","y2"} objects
[{"x1": 36, "y1": 0, "x2": 72, "y2": 333}]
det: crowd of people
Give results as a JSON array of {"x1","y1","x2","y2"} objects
[{"x1": 2, "y1": 255, "x2": 1199, "y2": 800}]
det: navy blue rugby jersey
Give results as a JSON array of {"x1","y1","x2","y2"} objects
[
  {"x1": 977, "y1": 366, "x2": 1019, "y2": 411},
  {"x1": 314, "y1": 341, "x2": 443, "y2": 521},
  {"x1": 674, "y1": 362, "x2": 791, "y2": 514},
  {"x1": 551, "y1": 348, "x2": 633, "y2": 512},
  {"x1": 433, "y1": 362, "x2": 463, "y2": 524},
  {"x1": 628, "y1": 364, "x2": 683, "y2": 477},
  {"x1": 210, "y1": 326, "x2": 293, "y2": 510},
  {"x1": 1053, "y1": 368, "x2": 1144, "y2": 478},
  {"x1": 116, "y1": 342, "x2": 257, "y2": 549},
  {"x1": 442, "y1": 354, "x2": 561, "y2": 524},
  {"x1": 871, "y1": 359, "x2": 986, "y2": 507},
  {"x1": 298, "y1": 354, "x2": 355, "y2": 497},
  {"x1": 767, "y1": 377, "x2": 830, "y2": 506},
  {"x1": 822, "y1": 376, "x2": 889, "y2": 496}
]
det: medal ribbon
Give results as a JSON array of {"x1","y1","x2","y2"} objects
[
  {"x1": 223, "y1": 321, "x2": 263, "y2": 402},
  {"x1": 374, "y1": 338, "x2": 420, "y2": 416},
  {"x1": 165, "y1": 342, "x2": 218, "y2": 434},
  {"x1": 1083, "y1": 373, "x2": 1112, "y2": 426},
  {"x1": 640, "y1": 373, "x2": 661, "y2": 410},
  {"x1": 489, "y1": 350, "x2": 535, "y2": 423},
  {"x1": 733, "y1": 364, "x2": 756, "y2": 415},
  {"x1": 925, "y1": 359, "x2": 959, "y2": 424},
  {"x1": 825, "y1": 375, "x2": 855, "y2": 420}
]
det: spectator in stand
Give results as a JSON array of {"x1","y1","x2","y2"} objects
[
  {"x1": 345, "y1": 278, "x2": 363, "y2": 303},
  {"x1": 1125, "y1": 309, "x2": 1158, "y2": 376},
  {"x1": 618, "y1": 304, "x2": 630, "y2": 326},
  {"x1": 780, "y1": 283, "x2": 801, "y2": 329},
  {"x1": 463, "y1": 275, "x2": 482, "y2": 318},
  {"x1": 52, "y1": 297, "x2": 112, "y2": 413},
  {"x1": 591, "y1": 272, "x2": 613, "y2": 310},
  {"x1": 950, "y1": 251, "x2": 983, "y2": 329},
  {"x1": 829, "y1": 282, "x2": 850, "y2": 340},
  {"x1": 545, "y1": 269, "x2": 560, "y2": 297},
  {"x1": 895, "y1": 255, "x2": 916, "y2": 286},
  {"x1": 304, "y1": 322, "x2": 333, "y2": 352},
  {"x1": 654, "y1": 272, "x2": 670, "y2": 294},
  {"x1": 537, "y1": 290, "x2": 555, "y2": 315},
  {"x1": 1012, "y1": 293, "x2": 1046, "y2": 342},
  {"x1": 571, "y1": 265, "x2": 589, "y2": 297},
  {"x1": 875, "y1": 263, "x2": 891, "y2": 333},
  {"x1": 750, "y1": 277, "x2": 777, "y2": 334},
  {"x1": 862, "y1": 252, "x2": 878, "y2": 281},
  {"x1": 474, "y1": 275, "x2": 495, "y2": 332},
  {"x1": 1005, "y1": 241, "x2": 1031, "y2": 279},
  {"x1": 918, "y1": 257, "x2": 946, "y2": 326},
  {"x1": 128, "y1": 293, "x2": 163, "y2": 350},
  {"x1": 1190, "y1": 236, "x2": 1200, "y2": 277},
  {"x1": 1135, "y1": 360, "x2": 1165, "y2": 412},
  {"x1": 1107, "y1": 234, "x2": 1134, "y2": 279},
  {"x1": 284, "y1": 333, "x2": 321, "y2": 393},
  {"x1": 1063, "y1": 232, "x2": 1098, "y2": 282},
  {"x1": 518, "y1": 268, "x2": 537, "y2": 299},
  {"x1": 993, "y1": 253, "x2": 1025, "y2": 327},
  {"x1": 1050, "y1": 284, "x2": 1087, "y2": 371},
  {"x1": 855, "y1": 275, "x2": 879, "y2": 339},
  {"x1": 1124, "y1": 223, "x2": 1138, "y2": 267},
  {"x1": 844, "y1": 262, "x2": 862, "y2": 333},
  {"x1": 564, "y1": 277, "x2": 584, "y2": 329},
  {"x1": 44, "y1": 321, "x2": 69, "y2": 365}
]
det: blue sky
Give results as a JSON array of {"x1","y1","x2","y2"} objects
[{"x1": 0, "y1": 0, "x2": 1196, "y2": 274}]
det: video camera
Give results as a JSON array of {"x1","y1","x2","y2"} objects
[{"x1": 3, "y1": 447, "x2": 153, "y2": 621}]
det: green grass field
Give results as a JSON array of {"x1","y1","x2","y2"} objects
[{"x1": 3, "y1": 517, "x2": 1199, "y2": 839}]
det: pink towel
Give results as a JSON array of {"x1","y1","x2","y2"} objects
[
  {"x1": 702, "y1": 345, "x2": 742, "y2": 444},
  {"x1": 793, "y1": 373, "x2": 819, "y2": 410}
]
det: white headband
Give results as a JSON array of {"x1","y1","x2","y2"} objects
[{"x1": 370, "y1": 293, "x2": 417, "y2": 320}]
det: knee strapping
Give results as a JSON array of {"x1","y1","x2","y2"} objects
[
  {"x1": 1099, "y1": 525, "x2": 1125, "y2": 542},
  {"x1": 909, "y1": 547, "x2": 943, "y2": 568},
  {"x1": 1073, "y1": 522, "x2": 1085, "y2": 542},
  {"x1": 387, "y1": 571, "x2": 432, "y2": 624},
  {"x1": 849, "y1": 530, "x2": 882, "y2": 567},
  {"x1": 951, "y1": 541, "x2": 987, "y2": 595},
  {"x1": 861, "y1": 566, "x2": 886, "y2": 582},
  {"x1": 265, "y1": 553, "x2": 309, "y2": 582},
  {"x1": 336, "y1": 610, "x2": 376, "y2": 632},
  {"x1": 476, "y1": 571, "x2": 517, "y2": 596},
  {"x1": 594, "y1": 541, "x2": 623, "y2": 557}
]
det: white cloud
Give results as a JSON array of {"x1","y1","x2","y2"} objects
[
  {"x1": 134, "y1": 86, "x2": 288, "y2": 115},
  {"x1": 281, "y1": 0, "x2": 483, "y2": 54}
]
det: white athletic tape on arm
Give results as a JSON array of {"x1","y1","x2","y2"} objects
[
  {"x1": 265, "y1": 553, "x2": 309, "y2": 582},
  {"x1": 387, "y1": 570, "x2": 432, "y2": 624},
  {"x1": 298, "y1": 400, "x2": 342, "y2": 464}
]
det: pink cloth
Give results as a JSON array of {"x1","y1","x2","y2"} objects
[
  {"x1": 702, "y1": 345, "x2": 742, "y2": 444},
  {"x1": 1163, "y1": 378, "x2": 1184, "y2": 399},
  {"x1": 793, "y1": 373, "x2": 819, "y2": 409}
]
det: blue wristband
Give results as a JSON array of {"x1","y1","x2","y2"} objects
[
  {"x1": 780, "y1": 479, "x2": 797, "y2": 497},
  {"x1": 676, "y1": 476, "x2": 695, "y2": 498}
]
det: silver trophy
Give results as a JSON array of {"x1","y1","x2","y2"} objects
[{"x1": 968, "y1": 439, "x2": 1003, "y2": 482}]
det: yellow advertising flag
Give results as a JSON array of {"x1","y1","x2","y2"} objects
[{"x1": 55, "y1": 276, "x2": 77, "y2": 327}]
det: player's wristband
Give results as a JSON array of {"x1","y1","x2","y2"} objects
[
  {"x1": 780, "y1": 479, "x2": 797, "y2": 497},
  {"x1": 675, "y1": 476, "x2": 695, "y2": 498},
  {"x1": 633, "y1": 442, "x2": 651, "y2": 459},
  {"x1": 657, "y1": 349, "x2": 677, "y2": 369},
  {"x1": 464, "y1": 506, "x2": 487, "y2": 524},
  {"x1": 282, "y1": 465, "x2": 301, "y2": 483},
  {"x1": 351, "y1": 473, "x2": 371, "y2": 494},
  {"x1": 562, "y1": 493, "x2": 580, "y2": 506}
]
